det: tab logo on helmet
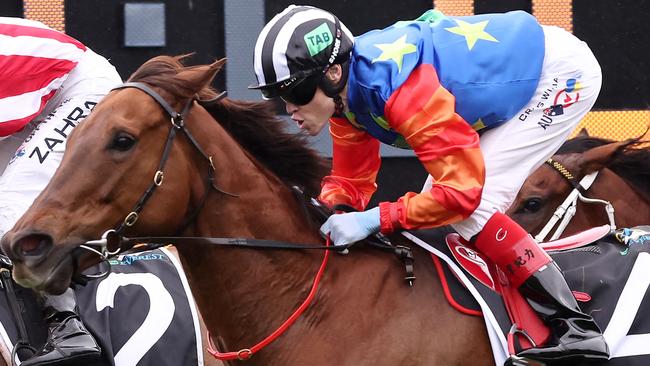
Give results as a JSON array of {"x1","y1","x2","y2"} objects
[{"x1": 304, "y1": 22, "x2": 333, "y2": 56}]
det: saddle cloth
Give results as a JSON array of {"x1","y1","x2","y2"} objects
[
  {"x1": 0, "y1": 247, "x2": 203, "y2": 366},
  {"x1": 406, "y1": 226, "x2": 650, "y2": 366}
]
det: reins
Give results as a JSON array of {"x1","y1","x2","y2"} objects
[
  {"x1": 81, "y1": 196, "x2": 413, "y2": 277},
  {"x1": 72, "y1": 81, "x2": 417, "y2": 362},
  {"x1": 535, "y1": 158, "x2": 616, "y2": 242},
  {"x1": 205, "y1": 237, "x2": 332, "y2": 361}
]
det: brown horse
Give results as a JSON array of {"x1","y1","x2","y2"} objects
[
  {"x1": 508, "y1": 134, "x2": 650, "y2": 240},
  {"x1": 0, "y1": 56, "x2": 492, "y2": 365}
]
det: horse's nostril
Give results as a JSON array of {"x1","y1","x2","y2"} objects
[{"x1": 16, "y1": 234, "x2": 52, "y2": 257}]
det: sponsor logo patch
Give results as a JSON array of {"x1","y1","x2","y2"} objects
[
  {"x1": 109, "y1": 252, "x2": 168, "y2": 266},
  {"x1": 8, "y1": 143, "x2": 26, "y2": 165},
  {"x1": 304, "y1": 22, "x2": 333, "y2": 56},
  {"x1": 28, "y1": 100, "x2": 96, "y2": 164},
  {"x1": 518, "y1": 77, "x2": 584, "y2": 130}
]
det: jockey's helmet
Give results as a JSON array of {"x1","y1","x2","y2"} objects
[{"x1": 249, "y1": 5, "x2": 354, "y2": 105}]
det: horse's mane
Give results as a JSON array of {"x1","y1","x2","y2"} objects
[
  {"x1": 127, "y1": 55, "x2": 329, "y2": 195},
  {"x1": 556, "y1": 135, "x2": 650, "y2": 200}
]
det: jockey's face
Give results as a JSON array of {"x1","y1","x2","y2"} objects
[{"x1": 285, "y1": 86, "x2": 333, "y2": 136}]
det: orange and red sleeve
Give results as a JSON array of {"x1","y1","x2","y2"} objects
[
  {"x1": 380, "y1": 64, "x2": 485, "y2": 233},
  {"x1": 318, "y1": 117, "x2": 381, "y2": 211}
]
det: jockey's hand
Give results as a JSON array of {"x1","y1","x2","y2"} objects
[{"x1": 320, "y1": 207, "x2": 380, "y2": 246}]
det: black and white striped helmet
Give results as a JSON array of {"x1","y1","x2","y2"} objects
[{"x1": 250, "y1": 5, "x2": 354, "y2": 96}]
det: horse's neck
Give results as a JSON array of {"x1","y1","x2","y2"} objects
[
  {"x1": 171, "y1": 110, "x2": 491, "y2": 365},
  {"x1": 176, "y1": 107, "x2": 326, "y2": 355},
  {"x1": 204, "y1": 171, "x2": 317, "y2": 241},
  {"x1": 579, "y1": 169, "x2": 650, "y2": 229},
  {"x1": 185, "y1": 106, "x2": 319, "y2": 242}
]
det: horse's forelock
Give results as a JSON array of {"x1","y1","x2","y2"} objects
[
  {"x1": 127, "y1": 55, "x2": 217, "y2": 100},
  {"x1": 124, "y1": 55, "x2": 328, "y2": 195}
]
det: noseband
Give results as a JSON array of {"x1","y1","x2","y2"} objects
[
  {"x1": 534, "y1": 158, "x2": 616, "y2": 242},
  {"x1": 78, "y1": 82, "x2": 232, "y2": 264}
]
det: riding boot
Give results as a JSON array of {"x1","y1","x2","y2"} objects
[
  {"x1": 23, "y1": 289, "x2": 101, "y2": 366},
  {"x1": 516, "y1": 262, "x2": 609, "y2": 362},
  {"x1": 21, "y1": 310, "x2": 101, "y2": 366},
  {"x1": 474, "y1": 212, "x2": 609, "y2": 363}
]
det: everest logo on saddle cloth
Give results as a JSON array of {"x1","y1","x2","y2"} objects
[{"x1": 411, "y1": 226, "x2": 650, "y2": 366}]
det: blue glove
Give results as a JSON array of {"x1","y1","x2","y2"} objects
[{"x1": 320, "y1": 207, "x2": 381, "y2": 246}]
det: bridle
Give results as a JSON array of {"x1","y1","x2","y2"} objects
[
  {"x1": 112, "y1": 83, "x2": 236, "y2": 235},
  {"x1": 534, "y1": 158, "x2": 616, "y2": 242},
  {"x1": 77, "y1": 81, "x2": 233, "y2": 265},
  {"x1": 64, "y1": 81, "x2": 416, "y2": 361},
  {"x1": 77, "y1": 82, "x2": 406, "y2": 260}
]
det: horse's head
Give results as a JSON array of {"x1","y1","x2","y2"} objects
[
  {"x1": 508, "y1": 136, "x2": 649, "y2": 238},
  {"x1": 1, "y1": 55, "x2": 226, "y2": 294}
]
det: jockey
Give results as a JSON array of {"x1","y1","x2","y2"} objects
[
  {"x1": 251, "y1": 5, "x2": 609, "y2": 363},
  {"x1": 0, "y1": 17, "x2": 122, "y2": 365}
]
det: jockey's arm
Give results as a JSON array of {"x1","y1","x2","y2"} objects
[
  {"x1": 378, "y1": 65, "x2": 485, "y2": 233},
  {"x1": 319, "y1": 117, "x2": 380, "y2": 211}
]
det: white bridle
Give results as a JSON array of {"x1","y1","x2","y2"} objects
[{"x1": 534, "y1": 160, "x2": 616, "y2": 243}]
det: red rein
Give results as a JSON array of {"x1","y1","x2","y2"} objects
[{"x1": 206, "y1": 238, "x2": 332, "y2": 361}]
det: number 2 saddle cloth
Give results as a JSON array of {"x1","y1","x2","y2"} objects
[{"x1": 0, "y1": 247, "x2": 202, "y2": 366}]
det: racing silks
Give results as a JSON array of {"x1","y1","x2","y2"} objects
[{"x1": 320, "y1": 10, "x2": 545, "y2": 232}]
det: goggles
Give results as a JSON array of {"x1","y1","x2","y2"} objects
[{"x1": 261, "y1": 72, "x2": 323, "y2": 106}]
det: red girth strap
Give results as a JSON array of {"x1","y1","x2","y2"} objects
[{"x1": 206, "y1": 238, "x2": 331, "y2": 361}]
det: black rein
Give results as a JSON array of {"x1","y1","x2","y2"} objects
[{"x1": 77, "y1": 82, "x2": 415, "y2": 285}]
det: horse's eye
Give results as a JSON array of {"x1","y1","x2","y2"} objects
[
  {"x1": 522, "y1": 198, "x2": 543, "y2": 213},
  {"x1": 110, "y1": 133, "x2": 136, "y2": 151}
]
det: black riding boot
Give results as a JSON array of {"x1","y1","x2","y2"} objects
[
  {"x1": 21, "y1": 311, "x2": 101, "y2": 366},
  {"x1": 516, "y1": 263, "x2": 609, "y2": 363}
]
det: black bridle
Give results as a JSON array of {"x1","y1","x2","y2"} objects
[
  {"x1": 109, "y1": 82, "x2": 234, "y2": 241},
  {"x1": 73, "y1": 81, "x2": 232, "y2": 279},
  {"x1": 75, "y1": 82, "x2": 415, "y2": 286}
]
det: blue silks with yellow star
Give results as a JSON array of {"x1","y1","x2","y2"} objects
[
  {"x1": 346, "y1": 10, "x2": 544, "y2": 145},
  {"x1": 321, "y1": 10, "x2": 545, "y2": 233}
]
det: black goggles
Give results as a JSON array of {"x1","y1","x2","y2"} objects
[{"x1": 261, "y1": 72, "x2": 323, "y2": 106}]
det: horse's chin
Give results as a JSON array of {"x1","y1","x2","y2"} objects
[{"x1": 12, "y1": 255, "x2": 73, "y2": 295}]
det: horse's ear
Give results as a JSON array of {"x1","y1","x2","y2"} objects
[
  {"x1": 576, "y1": 128, "x2": 590, "y2": 138},
  {"x1": 177, "y1": 58, "x2": 227, "y2": 94},
  {"x1": 210, "y1": 58, "x2": 227, "y2": 72},
  {"x1": 577, "y1": 140, "x2": 627, "y2": 173}
]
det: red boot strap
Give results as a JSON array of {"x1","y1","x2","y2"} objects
[{"x1": 475, "y1": 212, "x2": 551, "y2": 288}]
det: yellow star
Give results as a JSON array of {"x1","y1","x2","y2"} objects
[
  {"x1": 471, "y1": 119, "x2": 486, "y2": 131},
  {"x1": 445, "y1": 19, "x2": 499, "y2": 50},
  {"x1": 372, "y1": 34, "x2": 417, "y2": 72}
]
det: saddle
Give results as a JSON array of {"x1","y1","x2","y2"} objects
[{"x1": 445, "y1": 225, "x2": 611, "y2": 353}]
